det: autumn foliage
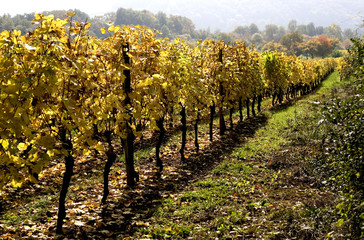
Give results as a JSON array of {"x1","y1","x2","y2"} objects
[{"x1": 0, "y1": 13, "x2": 337, "y2": 234}]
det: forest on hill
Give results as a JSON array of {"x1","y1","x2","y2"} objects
[
  {"x1": 0, "y1": 7, "x2": 358, "y2": 57},
  {"x1": 111, "y1": 0, "x2": 362, "y2": 32}
]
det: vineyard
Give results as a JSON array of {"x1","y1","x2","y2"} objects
[{"x1": 2, "y1": 13, "x2": 359, "y2": 239}]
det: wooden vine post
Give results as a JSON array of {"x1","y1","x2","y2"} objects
[
  {"x1": 155, "y1": 117, "x2": 165, "y2": 172},
  {"x1": 218, "y1": 48, "x2": 226, "y2": 135},
  {"x1": 179, "y1": 103, "x2": 187, "y2": 162},
  {"x1": 209, "y1": 102, "x2": 215, "y2": 141},
  {"x1": 123, "y1": 43, "x2": 138, "y2": 187},
  {"x1": 56, "y1": 127, "x2": 75, "y2": 234}
]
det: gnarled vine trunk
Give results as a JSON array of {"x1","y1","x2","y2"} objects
[
  {"x1": 209, "y1": 103, "x2": 215, "y2": 142},
  {"x1": 123, "y1": 43, "x2": 138, "y2": 187},
  {"x1": 56, "y1": 127, "x2": 74, "y2": 234},
  {"x1": 179, "y1": 104, "x2": 187, "y2": 162},
  {"x1": 156, "y1": 117, "x2": 165, "y2": 172}
]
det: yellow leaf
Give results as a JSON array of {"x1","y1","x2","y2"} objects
[
  {"x1": 84, "y1": 22, "x2": 91, "y2": 30},
  {"x1": 100, "y1": 27, "x2": 106, "y2": 34},
  {"x1": 13, "y1": 30, "x2": 21, "y2": 36},
  {"x1": 46, "y1": 150, "x2": 55, "y2": 157},
  {"x1": 152, "y1": 74, "x2": 161, "y2": 79},
  {"x1": 44, "y1": 15, "x2": 54, "y2": 20},
  {"x1": 1, "y1": 140, "x2": 9, "y2": 150},
  {"x1": 162, "y1": 82, "x2": 168, "y2": 89},
  {"x1": 164, "y1": 226, "x2": 172, "y2": 231},
  {"x1": 108, "y1": 26, "x2": 115, "y2": 32},
  {"x1": 34, "y1": 13, "x2": 42, "y2": 20},
  {"x1": 83, "y1": 149, "x2": 92, "y2": 156},
  {"x1": 11, "y1": 178, "x2": 23, "y2": 188},
  {"x1": 1, "y1": 30, "x2": 10, "y2": 38},
  {"x1": 146, "y1": 28, "x2": 154, "y2": 36},
  {"x1": 95, "y1": 142, "x2": 105, "y2": 152},
  {"x1": 11, "y1": 156, "x2": 22, "y2": 165},
  {"x1": 144, "y1": 77, "x2": 152, "y2": 86},
  {"x1": 66, "y1": 11, "x2": 76, "y2": 17},
  {"x1": 17, "y1": 142, "x2": 27, "y2": 151}
]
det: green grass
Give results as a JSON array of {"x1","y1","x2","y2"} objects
[
  {"x1": 236, "y1": 71, "x2": 342, "y2": 160},
  {"x1": 132, "y1": 71, "x2": 344, "y2": 239}
]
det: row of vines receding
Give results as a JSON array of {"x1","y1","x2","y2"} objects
[{"x1": 0, "y1": 13, "x2": 337, "y2": 234}]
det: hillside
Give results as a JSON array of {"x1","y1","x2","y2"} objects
[{"x1": 115, "y1": 0, "x2": 363, "y2": 31}]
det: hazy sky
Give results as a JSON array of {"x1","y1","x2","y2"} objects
[
  {"x1": 1, "y1": 0, "x2": 121, "y2": 16},
  {"x1": 1, "y1": 0, "x2": 363, "y2": 31}
]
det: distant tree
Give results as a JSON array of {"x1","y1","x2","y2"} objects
[
  {"x1": 280, "y1": 31, "x2": 303, "y2": 55},
  {"x1": 306, "y1": 22, "x2": 316, "y2": 36},
  {"x1": 328, "y1": 37, "x2": 343, "y2": 50},
  {"x1": 156, "y1": 11, "x2": 168, "y2": 28},
  {"x1": 232, "y1": 25, "x2": 251, "y2": 41},
  {"x1": 251, "y1": 32, "x2": 264, "y2": 48},
  {"x1": 42, "y1": 9, "x2": 90, "y2": 22},
  {"x1": 316, "y1": 35, "x2": 334, "y2": 57},
  {"x1": 169, "y1": 15, "x2": 195, "y2": 35},
  {"x1": 169, "y1": 15, "x2": 183, "y2": 33},
  {"x1": 89, "y1": 15, "x2": 109, "y2": 38},
  {"x1": 288, "y1": 19, "x2": 297, "y2": 33},
  {"x1": 10, "y1": 14, "x2": 33, "y2": 33},
  {"x1": 299, "y1": 39, "x2": 319, "y2": 58},
  {"x1": 0, "y1": 14, "x2": 15, "y2": 31},
  {"x1": 264, "y1": 24, "x2": 278, "y2": 42},
  {"x1": 233, "y1": 25, "x2": 249, "y2": 35},
  {"x1": 114, "y1": 8, "x2": 132, "y2": 25},
  {"x1": 115, "y1": 8, "x2": 158, "y2": 27},
  {"x1": 193, "y1": 28, "x2": 212, "y2": 40},
  {"x1": 299, "y1": 36, "x2": 337, "y2": 58},
  {"x1": 324, "y1": 24, "x2": 343, "y2": 41},
  {"x1": 104, "y1": 12, "x2": 116, "y2": 22},
  {"x1": 215, "y1": 32, "x2": 233, "y2": 42},
  {"x1": 114, "y1": 8, "x2": 194, "y2": 37},
  {"x1": 262, "y1": 41, "x2": 288, "y2": 53},
  {"x1": 316, "y1": 26, "x2": 324, "y2": 35},
  {"x1": 249, "y1": 23, "x2": 259, "y2": 35},
  {"x1": 343, "y1": 28, "x2": 354, "y2": 39},
  {"x1": 297, "y1": 25, "x2": 307, "y2": 35},
  {"x1": 160, "y1": 24, "x2": 171, "y2": 38},
  {"x1": 23, "y1": 13, "x2": 35, "y2": 21},
  {"x1": 275, "y1": 26, "x2": 286, "y2": 42},
  {"x1": 343, "y1": 39, "x2": 352, "y2": 49},
  {"x1": 176, "y1": 34, "x2": 192, "y2": 41},
  {"x1": 139, "y1": 10, "x2": 159, "y2": 28}
]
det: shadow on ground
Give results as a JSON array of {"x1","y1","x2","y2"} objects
[{"x1": 60, "y1": 114, "x2": 268, "y2": 239}]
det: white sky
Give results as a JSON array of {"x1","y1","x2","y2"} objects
[
  {"x1": 1, "y1": 0, "x2": 362, "y2": 31},
  {"x1": 1, "y1": 0, "x2": 122, "y2": 16}
]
